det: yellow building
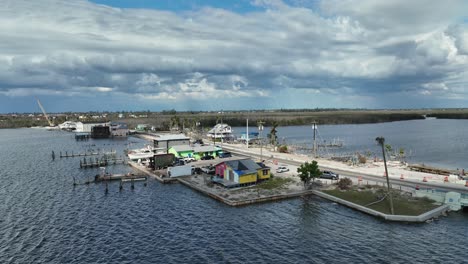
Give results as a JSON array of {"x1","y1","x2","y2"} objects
[{"x1": 216, "y1": 159, "x2": 270, "y2": 186}]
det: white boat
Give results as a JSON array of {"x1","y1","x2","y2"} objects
[
  {"x1": 207, "y1": 123, "x2": 233, "y2": 139},
  {"x1": 127, "y1": 145, "x2": 164, "y2": 160},
  {"x1": 58, "y1": 121, "x2": 79, "y2": 131}
]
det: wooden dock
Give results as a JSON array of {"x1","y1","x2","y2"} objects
[
  {"x1": 128, "y1": 161, "x2": 179, "y2": 183},
  {"x1": 408, "y1": 164, "x2": 456, "y2": 176},
  {"x1": 75, "y1": 134, "x2": 90, "y2": 141},
  {"x1": 94, "y1": 173, "x2": 147, "y2": 182},
  {"x1": 59, "y1": 150, "x2": 116, "y2": 158},
  {"x1": 80, "y1": 158, "x2": 127, "y2": 168}
]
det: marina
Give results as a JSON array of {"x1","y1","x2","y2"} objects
[{"x1": 2, "y1": 121, "x2": 468, "y2": 263}]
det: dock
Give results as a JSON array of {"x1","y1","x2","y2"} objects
[
  {"x1": 128, "y1": 161, "x2": 179, "y2": 183},
  {"x1": 94, "y1": 173, "x2": 147, "y2": 182},
  {"x1": 75, "y1": 133, "x2": 90, "y2": 141},
  {"x1": 80, "y1": 158, "x2": 127, "y2": 168},
  {"x1": 408, "y1": 164, "x2": 457, "y2": 176}
]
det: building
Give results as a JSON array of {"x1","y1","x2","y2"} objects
[
  {"x1": 136, "y1": 124, "x2": 149, "y2": 131},
  {"x1": 91, "y1": 125, "x2": 110, "y2": 138},
  {"x1": 110, "y1": 122, "x2": 128, "y2": 137},
  {"x1": 153, "y1": 134, "x2": 190, "y2": 152},
  {"x1": 168, "y1": 145, "x2": 222, "y2": 160},
  {"x1": 214, "y1": 159, "x2": 271, "y2": 187}
]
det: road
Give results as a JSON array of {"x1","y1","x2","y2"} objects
[{"x1": 222, "y1": 145, "x2": 468, "y2": 194}]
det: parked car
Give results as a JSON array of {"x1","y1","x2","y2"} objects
[
  {"x1": 219, "y1": 152, "x2": 232, "y2": 158},
  {"x1": 201, "y1": 155, "x2": 215, "y2": 160},
  {"x1": 320, "y1": 170, "x2": 339, "y2": 180},
  {"x1": 183, "y1": 157, "x2": 196, "y2": 163},
  {"x1": 201, "y1": 165, "x2": 215, "y2": 175},
  {"x1": 276, "y1": 166, "x2": 289, "y2": 173},
  {"x1": 173, "y1": 158, "x2": 185, "y2": 166}
]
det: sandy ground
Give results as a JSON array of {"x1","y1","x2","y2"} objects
[
  {"x1": 132, "y1": 133, "x2": 468, "y2": 198},
  {"x1": 220, "y1": 142, "x2": 468, "y2": 187}
]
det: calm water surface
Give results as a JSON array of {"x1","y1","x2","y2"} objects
[
  {"x1": 1, "y1": 127, "x2": 468, "y2": 264},
  {"x1": 235, "y1": 118, "x2": 468, "y2": 169}
]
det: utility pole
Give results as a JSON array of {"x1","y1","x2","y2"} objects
[
  {"x1": 376, "y1": 136, "x2": 395, "y2": 215},
  {"x1": 246, "y1": 119, "x2": 249, "y2": 149},
  {"x1": 312, "y1": 121, "x2": 317, "y2": 158},
  {"x1": 258, "y1": 121, "x2": 264, "y2": 162}
]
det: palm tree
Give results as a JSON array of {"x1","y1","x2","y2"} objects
[
  {"x1": 376, "y1": 137, "x2": 395, "y2": 215},
  {"x1": 268, "y1": 122, "x2": 278, "y2": 146}
]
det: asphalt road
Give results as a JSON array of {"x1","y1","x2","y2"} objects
[{"x1": 222, "y1": 145, "x2": 468, "y2": 194}]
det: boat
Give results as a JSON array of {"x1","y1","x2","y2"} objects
[
  {"x1": 58, "y1": 121, "x2": 79, "y2": 131},
  {"x1": 127, "y1": 145, "x2": 164, "y2": 160},
  {"x1": 207, "y1": 123, "x2": 233, "y2": 140}
]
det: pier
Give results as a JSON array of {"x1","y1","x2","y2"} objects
[
  {"x1": 408, "y1": 164, "x2": 457, "y2": 176},
  {"x1": 94, "y1": 173, "x2": 147, "y2": 182},
  {"x1": 79, "y1": 157, "x2": 127, "y2": 168},
  {"x1": 59, "y1": 150, "x2": 116, "y2": 158},
  {"x1": 128, "y1": 161, "x2": 178, "y2": 183},
  {"x1": 75, "y1": 133, "x2": 90, "y2": 141}
]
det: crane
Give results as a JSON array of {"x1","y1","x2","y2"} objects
[{"x1": 36, "y1": 98, "x2": 55, "y2": 127}]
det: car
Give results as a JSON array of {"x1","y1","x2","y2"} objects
[
  {"x1": 183, "y1": 157, "x2": 196, "y2": 163},
  {"x1": 219, "y1": 152, "x2": 232, "y2": 158},
  {"x1": 201, "y1": 165, "x2": 215, "y2": 174},
  {"x1": 201, "y1": 155, "x2": 215, "y2": 160},
  {"x1": 276, "y1": 166, "x2": 289, "y2": 173},
  {"x1": 173, "y1": 158, "x2": 186, "y2": 166},
  {"x1": 320, "y1": 170, "x2": 339, "y2": 180}
]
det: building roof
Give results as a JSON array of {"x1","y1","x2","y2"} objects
[
  {"x1": 224, "y1": 159, "x2": 261, "y2": 175},
  {"x1": 171, "y1": 145, "x2": 221, "y2": 153},
  {"x1": 154, "y1": 134, "x2": 190, "y2": 141}
]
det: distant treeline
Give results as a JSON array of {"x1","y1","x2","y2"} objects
[
  {"x1": 5, "y1": 109, "x2": 468, "y2": 130},
  {"x1": 426, "y1": 113, "x2": 468, "y2": 119}
]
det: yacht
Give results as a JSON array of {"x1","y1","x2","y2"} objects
[
  {"x1": 127, "y1": 145, "x2": 164, "y2": 160},
  {"x1": 207, "y1": 123, "x2": 233, "y2": 140}
]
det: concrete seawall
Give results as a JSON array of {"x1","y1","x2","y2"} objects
[
  {"x1": 312, "y1": 190, "x2": 450, "y2": 222},
  {"x1": 178, "y1": 178, "x2": 314, "y2": 206}
]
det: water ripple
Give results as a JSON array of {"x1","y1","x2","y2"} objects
[{"x1": 1, "y1": 128, "x2": 468, "y2": 263}]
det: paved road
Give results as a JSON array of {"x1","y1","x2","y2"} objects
[{"x1": 222, "y1": 145, "x2": 468, "y2": 194}]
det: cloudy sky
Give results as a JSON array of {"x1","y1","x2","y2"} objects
[{"x1": 1, "y1": 0, "x2": 468, "y2": 113}]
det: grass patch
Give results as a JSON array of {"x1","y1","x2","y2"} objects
[
  {"x1": 254, "y1": 177, "x2": 294, "y2": 190},
  {"x1": 323, "y1": 187, "x2": 440, "y2": 216}
]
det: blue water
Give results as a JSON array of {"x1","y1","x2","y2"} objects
[
  {"x1": 234, "y1": 118, "x2": 468, "y2": 170},
  {"x1": 1, "y1": 127, "x2": 468, "y2": 264}
]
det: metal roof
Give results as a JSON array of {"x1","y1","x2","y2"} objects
[
  {"x1": 171, "y1": 145, "x2": 221, "y2": 153},
  {"x1": 154, "y1": 134, "x2": 190, "y2": 141},
  {"x1": 224, "y1": 159, "x2": 261, "y2": 175}
]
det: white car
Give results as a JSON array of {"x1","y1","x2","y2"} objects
[
  {"x1": 183, "y1": 157, "x2": 196, "y2": 163},
  {"x1": 276, "y1": 166, "x2": 289, "y2": 173}
]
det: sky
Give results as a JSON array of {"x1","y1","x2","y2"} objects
[{"x1": 1, "y1": 0, "x2": 468, "y2": 113}]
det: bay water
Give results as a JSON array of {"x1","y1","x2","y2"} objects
[{"x1": 1, "y1": 125, "x2": 467, "y2": 264}]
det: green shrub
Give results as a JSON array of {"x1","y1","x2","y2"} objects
[{"x1": 278, "y1": 145, "x2": 288, "y2": 153}]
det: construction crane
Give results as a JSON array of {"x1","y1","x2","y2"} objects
[{"x1": 36, "y1": 98, "x2": 55, "y2": 127}]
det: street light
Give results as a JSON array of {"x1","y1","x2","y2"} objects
[
  {"x1": 258, "y1": 121, "x2": 264, "y2": 162},
  {"x1": 312, "y1": 121, "x2": 317, "y2": 158},
  {"x1": 376, "y1": 136, "x2": 395, "y2": 215}
]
